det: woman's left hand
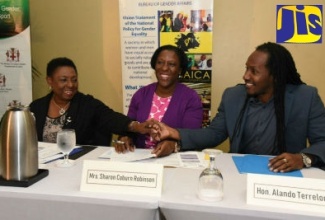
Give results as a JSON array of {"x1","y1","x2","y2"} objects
[
  {"x1": 268, "y1": 153, "x2": 304, "y2": 173},
  {"x1": 130, "y1": 119, "x2": 158, "y2": 134},
  {"x1": 151, "y1": 140, "x2": 176, "y2": 157}
]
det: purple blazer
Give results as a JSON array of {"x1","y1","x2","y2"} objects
[{"x1": 128, "y1": 82, "x2": 203, "y2": 148}]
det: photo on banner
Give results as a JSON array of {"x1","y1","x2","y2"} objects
[
  {"x1": 0, "y1": 0, "x2": 32, "y2": 117},
  {"x1": 119, "y1": 0, "x2": 213, "y2": 127}
]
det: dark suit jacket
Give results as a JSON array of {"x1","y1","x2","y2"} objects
[
  {"x1": 29, "y1": 92, "x2": 132, "y2": 146},
  {"x1": 179, "y1": 84, "x2": 325, "y2": 164}
]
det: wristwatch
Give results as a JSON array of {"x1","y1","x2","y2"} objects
[{"x1": 301, "y1": 153, "x2": 312, "y2": 168}]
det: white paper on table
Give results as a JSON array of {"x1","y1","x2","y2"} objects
[
  {"x1": 38, "y1": 142, "x2": 62, "y2": 164},
  {"x1": 99, "y1": 148, "x2": 157, "y2": 162},
  {"x1": 38, "y1": 141, "x2": 80, "y2": 164},
  {"x1": 177, "y1": 152, "x2": 204, "y2": 168},
  {"x1": 153, "y1": 154, "x2": 181, "y2": 167},
  {"x1": 99, "y1": 149, "x2": 204, "y2": 168}
]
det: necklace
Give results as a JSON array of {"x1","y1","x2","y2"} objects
[{"x1": 52, "y1": 99, "x2": 70, "y2": 115}]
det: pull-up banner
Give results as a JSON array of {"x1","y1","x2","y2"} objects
[
  {"x1": 0, "y1": 0, "x2": 32, "y2": 117},
  {"x1": 119, "y1": 0, "x2": 213, "y2": 127}
]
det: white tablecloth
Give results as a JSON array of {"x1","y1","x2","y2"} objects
[
  {"x1": 0, "y1": 147, "x2": 159, "y2": 220},
  {"x1": 1, "y1": 146, "x2": 324, "y2": 220},
  {"x1": 159, "y1": 153, "x2": 325, "y2": 220}
]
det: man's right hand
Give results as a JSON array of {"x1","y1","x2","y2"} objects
[{"x1": 150, "y1": 122, "x2": 180, "y2": 141}]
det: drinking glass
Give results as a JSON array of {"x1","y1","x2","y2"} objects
[
  {"x1": 56, "y1": 129, "x2": 76, "y2": 167},
  {"x1": 197, "y1": 149, "x2": 223, "y2": 202}
]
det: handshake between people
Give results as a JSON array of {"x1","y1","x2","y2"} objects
[
  {"x1": 114, "y1": 119, "x2": 181, "y2": 157},
  {"x1": 150, "y1": 121, "x2": 180, "y2": 142}
]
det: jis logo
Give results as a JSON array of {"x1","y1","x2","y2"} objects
[{"x1": 276, "y1": 5, "x2": 322, "y2": 43}]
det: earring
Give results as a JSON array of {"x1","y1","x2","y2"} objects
[{"x1": 49, "y1": 86, "x2": 52, "y2": 90}]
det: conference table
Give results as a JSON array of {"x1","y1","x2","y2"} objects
[
  {"x1": 159, "y1": 154, "x2": 325, "y2": 220},
  {"x1": 0, "y1": 146, "x2": 159, "y2": 220},
  {"x1": 0, "y1": 146, "x2": 324, "y2": 220}
]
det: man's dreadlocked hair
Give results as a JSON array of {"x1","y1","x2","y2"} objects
[{"x1": 256, "y1": 42, "x2": 305, "y2": 154}]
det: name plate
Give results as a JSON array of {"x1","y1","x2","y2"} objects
[
  {"x1": 80, "y1": 160, "x2": 163, "y2": 197},
  {"x1": 247, "y1": 173, "x2": 325, "y2": 214}
]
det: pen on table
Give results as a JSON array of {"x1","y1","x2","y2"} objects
[
  {"x1": 43, "y1": 148, "x2": 83, "y2": 164},
  {"x1": 112, "y1": 140, "x2": 125, "y2": 145}
]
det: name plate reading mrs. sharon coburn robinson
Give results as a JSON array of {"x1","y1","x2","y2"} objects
[{"x1": 80, "y1": 160, "x2": 163, "y2": 197}]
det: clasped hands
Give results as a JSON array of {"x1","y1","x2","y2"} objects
[
  {"x1": 114, "y1": 119, "x2": 176, "y2": 157},
  {"x1": 116, "y1": 120, "x2": 306, "y2": 172},
  {"x1": 130, "y1": 118, "x2": 171, "y2": 139}
]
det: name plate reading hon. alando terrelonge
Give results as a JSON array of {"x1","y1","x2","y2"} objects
[{"x1": 247, "y1": 173, "x2": 325, "y2": 214}]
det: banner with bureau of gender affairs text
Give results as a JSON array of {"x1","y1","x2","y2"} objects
[
  {"x1": 119, "y1": 0, "x2": 213, "y2": 127},
  {"x1": 0, "y1": 0, "x2": 32, "y2": 117}
]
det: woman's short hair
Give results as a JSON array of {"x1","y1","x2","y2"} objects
[
  {"x1": 47, "y1": 57, "x2": 77, "y2": 77},
  {"x1": 150, "y1": 45, "x2": 188, "y2": 74}
]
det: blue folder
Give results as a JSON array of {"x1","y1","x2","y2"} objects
[{"x1": 232, "y1": 154, "x2": 303, "y2": 177}]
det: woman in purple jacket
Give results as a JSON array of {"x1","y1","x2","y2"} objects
[{"x1": 115, "y1": 45, "x2": 203, "y2": 157}]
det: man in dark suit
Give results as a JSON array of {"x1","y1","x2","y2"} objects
[{"x1": 151, "y1": 42, "x2": 325, "y2": 173}]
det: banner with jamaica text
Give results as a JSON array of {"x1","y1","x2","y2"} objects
[{"x1": 119, "y1": 0, "x2": 213, "y2": 127}]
